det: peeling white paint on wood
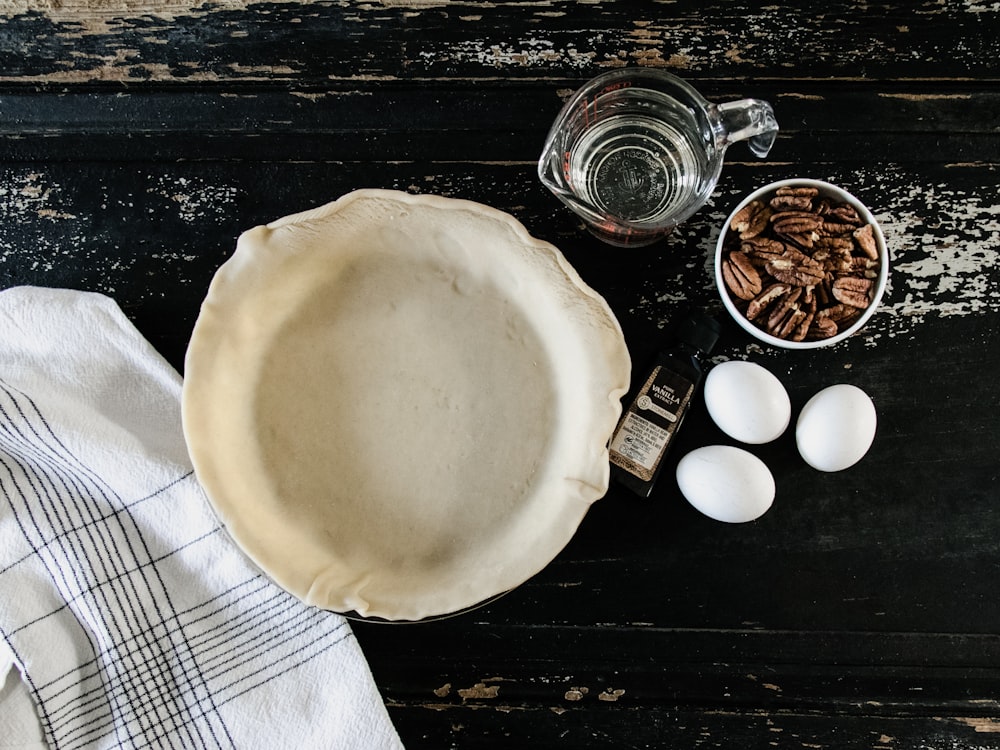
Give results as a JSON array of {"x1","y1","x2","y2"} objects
[
  {"x1": 626, "y1": 164, "x2": 999, "y2": 352},
  {"x1": 0, "y1": 0, "x2": 285, "y2": 16},
  {"x1": 149, "y1": 175, "x2": 239, "y2": 224}
]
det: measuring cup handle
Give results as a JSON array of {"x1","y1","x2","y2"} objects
[{"x1": 715, "y1": 99, "x2": 779, "y2": 158}]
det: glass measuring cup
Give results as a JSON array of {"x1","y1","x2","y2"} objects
[{"x1": 538, "y1": 68, "x2": 779, "y2": 247}]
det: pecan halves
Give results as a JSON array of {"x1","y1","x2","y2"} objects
[
  {"x1": 821, "y1": 220, "x2": 858, "y2": 237},
  {"x1": 849, "y1": 256, "x2": 881, "y2": 277},
  {"x1": 830, "y1": 204, "x2": 862, "y2": 225},
  {"x1": 832, "y1": 276, "x2": 874, "y2": 308},
  {"x1": 721, "y1": 251, "x2": 763, "y2": 300},
  {"x1": 771, "y1": 211, "x2": 823, "y2": 249},
  {"x1": 807, "y1": 316, "x2": 839, "y2": 340},
  {"x1": 770, "y1": 194, "x2": 813, "y2": 211},
  {"x1": 765, "y1": 287, "x2": 811, "y2": 340},
  {"x1": 746, "y1": 282, "x2": 791, "y2": 321},
  {"x1": 730, "y1": 200, "x2": 772, "y2": 239},
  {"x1": 814, "y1": 236, "x2": 854, "y2": 253},
  {"x1": 821, "y1": 303, "x2": 862, "y2": 325},
  {"x1": 812, "y1": 239, "x2": 853, "y2": 273},
  {"x1": 775, "y1": 186, "x2": 819, "y2": 200},
  {"x1": 853, "y1": 223, "x2": 879, "y2": 260},
  {"x1": 741, "y1": 237, "x2": 785, "y2": 265},
  {"x1": 720, "y1": 185, "x2": 883, "y2": 343},
  {"x1": 765, "y1": 249, "x2": 825, "y2": 287},
  {"x1": 771, "y1": 211, "x2": 823, "y2": 235},
  {"x1": 761, "y1": 287, "x2": 817, "y2": 342}
]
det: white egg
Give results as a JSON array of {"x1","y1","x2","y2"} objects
[
  {"x1": 796, "y1": 384, "x2": 877, "y2": 472},
  {"x1": 703, "y1": 360, "x2": 791, "y2": 444},
  {"x1": 675, "y1": 445, "x2": 775, "y2": 523}
]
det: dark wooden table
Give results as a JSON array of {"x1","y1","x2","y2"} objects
[{"x1": 3, "y1": 2, "x2": 999, "y2": 747}]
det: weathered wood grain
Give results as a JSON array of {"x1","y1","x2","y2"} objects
[
  {"x1": 3, "y1": 159, "x2": 995, "y2": 364},
  {"x1": 1, "y1": 1, "x2": 999, "y2": 85},
  {"x1": 377, "y1": 704, "x2": 1000, "y2": 750},
  {"x1": 2, "y1": 1, "x2": 999, "y2": 748},
  {"x1": 2, "y1": 85, "x2": 999, "y2": 164}
]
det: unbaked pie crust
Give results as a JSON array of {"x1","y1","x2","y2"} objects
[{"x1": 182, "y1": 190, "x2": 630, "y2": 620}]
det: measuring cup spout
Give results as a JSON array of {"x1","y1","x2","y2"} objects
[{"x1": 715, "y1": 99, "x2": 779, "y2": 158}]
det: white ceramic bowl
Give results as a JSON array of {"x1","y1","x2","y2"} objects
[{"x1": 714, "y1": 178, "x2": 889, "y2": 349}]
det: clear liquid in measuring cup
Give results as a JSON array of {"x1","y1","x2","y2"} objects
[{"x1": 568, "y1": 89, "x2": 710, "y2": 226}]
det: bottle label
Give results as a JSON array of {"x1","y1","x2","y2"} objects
[{"x1": 609, "y1": 365, "x2": 695, "y2": 482}]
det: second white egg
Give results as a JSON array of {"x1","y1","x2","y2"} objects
[
  {"x1": 704, "y1": 360, "x2": 791, "y2": 444},
  {"x1": 796, "y1": 384, "x2": 877, "y2": 472}
]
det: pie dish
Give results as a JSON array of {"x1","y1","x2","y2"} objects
[{"x1": 182, "y1": 190, "x2": 631, "y2": 621}]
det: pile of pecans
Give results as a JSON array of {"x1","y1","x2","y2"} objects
[{"x1": 720, "y1": 185, "x2": 882, "y2": 342}]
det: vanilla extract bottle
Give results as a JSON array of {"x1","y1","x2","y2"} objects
[{"x1": 609, "y1": 310, "x2": 720, "y2": 497}]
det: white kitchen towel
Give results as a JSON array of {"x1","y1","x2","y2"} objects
[{"x1": 0, "y1": 286, "x2": 403, "y2": 750}]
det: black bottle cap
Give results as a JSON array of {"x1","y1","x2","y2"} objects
[{"x1": 676, "y1": 310, "x2": 720, "y2": 355}]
